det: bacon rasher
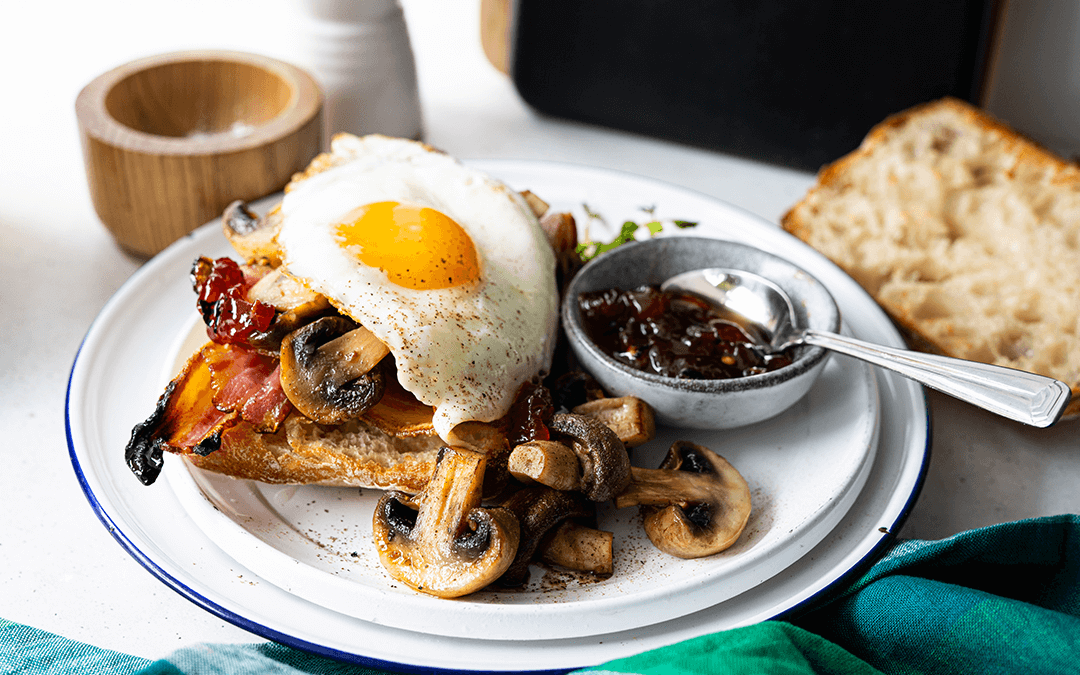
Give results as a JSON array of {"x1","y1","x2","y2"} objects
[{"x1": 125, "y1": 341, "x2": 292, "y2": 485}]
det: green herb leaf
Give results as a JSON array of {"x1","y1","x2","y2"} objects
[{"x1": 575, "y1": 209, "x2": 698, "y2": 261}]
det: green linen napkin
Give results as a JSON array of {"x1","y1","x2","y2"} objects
[{"x1": 3, "y1": 515, "x2": 1078, "y2": 675}]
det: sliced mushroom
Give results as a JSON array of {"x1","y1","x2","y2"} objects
[
  {"x1": 243, "y1": 267, "x2": 332, "y2": 350},
  {"x1": 508, "y1": 439, "x2": 582, "y2": 492},
  {"x1": 538, "y1": 211, "x2": 582, "y2": 294},
  {"x1": 222, "y1": 200, "x2": 284, "y2": 265},
  {"x1": 614, "y1": 441, "x2": 751, "y2": 559},
  {"x1": 518, "y1": 190, "x2": 549, "y2": 218},
  {"x1": 247, "y1": 267, "x2": 329, "y2": 316},
  {"x1": 539, "y1": 521, "x2": 614, "y2": 577},
  {"x1": 372, "y1": 446, "x2": 519, "y2": 598},
  {"x1": 547, "y1": 413, "x2": 631, "y2": 502},
  {"x1": 539, "y1": 211, "x2": 578, "y2": 257},
  {"x1": 279, "y1": 316, "x2": 390, "y2": 424},
  {"x1": 573, "y1": 396, "x2": 656, "y2": 447},
  {"x1": 497, "y1": 485, "x2": 592, "y2": 586}
]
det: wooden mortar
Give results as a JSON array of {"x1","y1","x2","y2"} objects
[{"x1": 76, "y1": 50, "x2": 323, "y2": 258}]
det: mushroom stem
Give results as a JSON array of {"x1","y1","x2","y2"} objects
[
  {"x1": 539, "y1": 521, "x2": 613, "y2": 576},
  {"x1": 322, "y1": 326, "x2": 390, "y2": 379},
  {"x1": 445, "y1": 421, "x2": 512, "y2": 498},
  {"x1": 413, "y1": 448, "x2": 484, "y2": 551},
  {"x1": 519, "y1": 190, "x2": 549, "y2": 218},
  {"x1": 508, "y1": 440, "x2": 582, "y2": 491},
  {"x1": 614, "y1": 466, "x2": 716, "y2": 508},
  {"x1": 573, "y1": 396, "x2": 656, "y2": 448}
]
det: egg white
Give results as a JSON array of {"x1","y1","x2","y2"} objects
[{"x1": 276, "y1": 134, "x2": 559, "y2": 440}]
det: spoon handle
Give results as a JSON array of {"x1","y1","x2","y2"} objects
[{"x1": 803, "y1": 330, "x2": 1072, "y2": 427}]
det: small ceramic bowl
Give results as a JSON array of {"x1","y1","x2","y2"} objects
[
  {"x1": 561, "y1": 236, "x2": 841, "y2": 429},
  {"x1": 76, "y1": 50, "x2": 323, "y2": 258}
]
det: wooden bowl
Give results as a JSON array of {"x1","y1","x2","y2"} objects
[{"x1": 76, "y1": 50, "x2": 323, "y2": 258}]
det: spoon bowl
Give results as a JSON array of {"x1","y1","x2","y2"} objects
[{"x1": 659, "y1": 267, "x2": 801, "y2": 350}]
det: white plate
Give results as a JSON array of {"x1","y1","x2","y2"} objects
[
  {"x1": 158, "y1": 193, "x2": 880, "y2": 640},
  {"x1": 67, "y1": 160, "x2": 929, "y2": 672}
]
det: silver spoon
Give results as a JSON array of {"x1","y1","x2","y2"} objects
[{"x1": 662, "y1": 267, "x2": 1072, "y2": 428}]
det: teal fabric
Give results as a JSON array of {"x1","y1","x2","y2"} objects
[
  {"x1": 573, "y1": 623, "x2": 881, "y2": 675},
  {"x1": 136, "y1": 643, "x2": 385, "y2": 674},
  {"x1": 0, "y1": 618, "x2": 149, "y2": 674},
  {"x1": 3, "y1": 515, "x2": 1078, "y2": 675},
  {"x1": 791, "y1": 514, "x2": 1080, "y2": 675}
]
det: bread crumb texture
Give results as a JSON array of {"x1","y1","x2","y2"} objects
[{"x1": 783, "y1": 97, "x2": 1080, "y2": 413}]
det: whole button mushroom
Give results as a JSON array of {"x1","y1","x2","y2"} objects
[
  {"x1": 372, "y1": 446, "x2": 520, "y2": 598},
  {"x1": 614, "y1": 441, "x2": 751, "y2": 559},
  {"x1": 546, "y1": 413, "x2": 631, "y2": 502},
  {"x1": 508, "y1": 399, "x2": 655, "y2": 496},
  {"x1": 279, "y1": 316, "x2": 390, "y2": 424}
]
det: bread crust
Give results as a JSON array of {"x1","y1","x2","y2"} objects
[{"x1": 782, "y1": 97, "x2": 1080, "y2": 420}]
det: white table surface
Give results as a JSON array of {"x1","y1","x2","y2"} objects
[{"x1": 3, "y1": 0, "x2": 1077, "y2": 665}]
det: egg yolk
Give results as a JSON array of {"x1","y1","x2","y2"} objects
[{"x1": 335, "y1": 201, "x2": 480, "y2": 290}]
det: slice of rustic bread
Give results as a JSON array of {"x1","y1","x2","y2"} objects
[
  {"x1": 186, "y1": 415, "x2": 442, "y2": 493},
  {"x1": 782, "y1": 97, "x2": 1080, "y2": 419}
]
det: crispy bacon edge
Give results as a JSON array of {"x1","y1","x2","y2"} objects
[{"x1": 125, "y1": 342, "x2": 291, "y2": 485}]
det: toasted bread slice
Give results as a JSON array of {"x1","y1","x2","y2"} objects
[
  {"x1": 782, "y1": 97, "x2": 1080, "y2": 419},
  {"x1": 186, "y1": 415, "x2": 441, "y2": 492}
]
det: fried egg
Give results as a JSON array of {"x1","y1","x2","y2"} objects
[{"x1": 276, "y1": 134, "x2": 560, "y2": 440}]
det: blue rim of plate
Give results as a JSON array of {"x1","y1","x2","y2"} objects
[{"x1": 65, "y1": 159, "x2": 931, "y2": 674}]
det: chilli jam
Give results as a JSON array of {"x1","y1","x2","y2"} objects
[{"x1": 577, "y1": 286, "x2": 792, "y2": 380}]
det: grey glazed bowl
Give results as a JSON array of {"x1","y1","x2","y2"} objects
[{"x1": 561, "y1": 236, "x2": 841, "y2": 429}]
